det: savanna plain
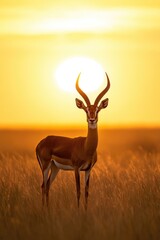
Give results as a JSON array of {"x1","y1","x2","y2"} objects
[{"x1": 0, "y1": 128, "x2": 160, "y2": 240}]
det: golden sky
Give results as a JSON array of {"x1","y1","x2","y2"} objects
[{"x1": 0, "y1": 0, "x2": 160, "y2": 128}]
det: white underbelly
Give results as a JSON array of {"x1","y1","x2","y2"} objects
[{"x1": 53, "y1": 160, "x2": 74, "y2": 170}]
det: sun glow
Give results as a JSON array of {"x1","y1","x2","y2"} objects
[{"x1": 55, "y1": 57, "x2": 105, "y2": 93}]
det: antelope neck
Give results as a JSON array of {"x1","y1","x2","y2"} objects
[{"x1": 84, "y1": 124, "x2": 98, "y2": 155}]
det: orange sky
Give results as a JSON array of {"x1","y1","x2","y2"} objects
[{"x1": 0, "y1": 0, "x2": 160, "y2": 129}]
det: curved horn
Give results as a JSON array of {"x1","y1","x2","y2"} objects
[
  {"x1": 94, "y1": 72, "x2": 110, "y2": 106},
  {"x1": 76, "y1": 73, "x2": 91, "y2": 106}
]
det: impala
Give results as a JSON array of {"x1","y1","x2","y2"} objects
[{"x1": 36, "y1": 72, "x2": 110, "y2": 209}]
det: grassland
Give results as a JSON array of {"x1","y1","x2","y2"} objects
[{"x1": 0, "y1": 128, "x2": 160, "y2": 240}]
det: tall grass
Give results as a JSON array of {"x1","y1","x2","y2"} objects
[
  {"x1": 0, "y1": 129, "x2": 160, "y2": 240},
  {"x1": 0, "y1": 130, "x2": 160, "y2": 240}
]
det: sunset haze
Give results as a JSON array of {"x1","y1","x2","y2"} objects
[{"x1": 0, "y1": 0, "x2": 160, "y2": 129}]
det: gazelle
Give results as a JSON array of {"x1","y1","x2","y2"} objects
[{"x1": 36, "y1": 72, "x2": 110, "y2": 209}]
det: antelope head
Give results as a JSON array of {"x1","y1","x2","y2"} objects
[{"x1": 75, "y1": 72, "x2": 110, "y2": 129}]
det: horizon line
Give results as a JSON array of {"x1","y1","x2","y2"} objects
[{"x1": 0, "y1": 124, "x2": 160, "y2": 131}]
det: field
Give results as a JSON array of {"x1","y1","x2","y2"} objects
[{"x1": 0, "y1": 128, "x2": 160, "y2": 240}]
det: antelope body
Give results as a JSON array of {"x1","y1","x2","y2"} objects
[{"x1": 36, "y1": 72, "x2": 110, "y2": 209}]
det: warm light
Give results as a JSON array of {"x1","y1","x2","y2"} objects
[{"x1": 55, "y1": 57, "x2": 105, "y2": 93}]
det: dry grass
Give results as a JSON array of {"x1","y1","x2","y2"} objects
[{"x1": 0, "y1": 129, "x2": 160, "y2": 240}]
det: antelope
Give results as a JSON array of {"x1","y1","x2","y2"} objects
[{"x1": 36, "y1": 72, "x2": 110, "y2": 209}]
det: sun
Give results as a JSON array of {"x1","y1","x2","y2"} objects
[{"x1": 55, "y1": 57, "x2": 105, "y2": 93}]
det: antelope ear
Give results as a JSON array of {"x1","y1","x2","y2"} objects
[
  {"x1": 75, "y1": 98, "x2": 86, "y2": 109},
  {"x1": 98, "y1": 98, "x2": 109, "y2": 110}
]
